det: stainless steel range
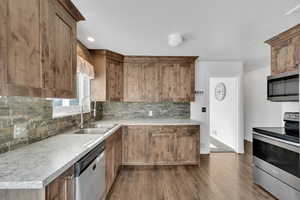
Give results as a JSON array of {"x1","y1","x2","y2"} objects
[{"x1": 253, "y1": 112, "x2": 300, "y2": 200}]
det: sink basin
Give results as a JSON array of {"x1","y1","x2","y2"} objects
[
  {"x1": 74, "y1": 128, "x2": 109, "y2": 135},
  {"x1": 89, "y1": 123, "x2": 117, "y2": 129},
  {"x1": 73, "y1": 123, "x2": 117, "y2": 135}
]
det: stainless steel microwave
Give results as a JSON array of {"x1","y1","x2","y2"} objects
[{"x1": 267, "y1": 70, "x2": 299, "y2": 102}]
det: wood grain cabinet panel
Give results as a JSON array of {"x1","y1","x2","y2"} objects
[
  {"x1": 148, "y1": 127, "x2": 176, "y2": 163},
  {"x1": 123, "y1": 56, "x2": 197, "y2": 102},
  {"x1": 106, "y1": 134, "x2": 116, "y2": 194},
  {"x1": 106, "y1": 128, "x2": 123, "y2": 195},
  {"x1": 46, "y1": 166, "x2": 75, "y2": 200},
  {"x1": 266, "y1": 24, "x2": 300, "y2": 75},
  {"x1": 91, "y1": 50, "x2": 124, "y2": 101},
  {"x1": 122, "y1": 125, "x2": 200, "y2": 165},
  {"x1": 0, "y1": 0, "x2": 83, "y2": 98},
  {"x1": 176, "y1": 126, "x2": 199, "y2": 163},
  {"x1": 122, "y1": 126, "x2": 149, "y2": 164}
]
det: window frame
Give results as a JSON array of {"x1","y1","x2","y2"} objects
[{"x1": 52, "y1": 72, "x2": 91, "y2": 118}]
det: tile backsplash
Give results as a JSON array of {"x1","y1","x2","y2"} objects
[
  {"x1": 0, "y1": 96, "x2": 190, "y2": 154},
  {"x1": 0, "y1": 96, "x2": 96, "y2": 154},
  {"x1": 100, "y1": 102, "x2": 190, "y2": 120}
]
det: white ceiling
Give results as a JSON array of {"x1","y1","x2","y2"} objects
[{"x1": 72, "y1": 0, "x2": 300, "y2": 70}]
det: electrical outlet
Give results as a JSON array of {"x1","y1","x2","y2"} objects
[
  {"x1": 148, "y1": 110, "x2": 153, "y2": 117},
  {"x1": 13, "y1": 124, "x2": 28, "y2": 139}
]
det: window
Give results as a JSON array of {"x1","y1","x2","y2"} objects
[{"x1": 52, "y1": 72, "x2": 91, "y2": 118}]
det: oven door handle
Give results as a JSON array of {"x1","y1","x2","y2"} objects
[{"x1": 253, "y1": 132, "x2": 300, "y2": 153}]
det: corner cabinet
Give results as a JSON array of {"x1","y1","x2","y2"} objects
[
  {"x1": 0, "y1": 0, "x2": 84, "y2": 98},
  {"x1": 122, "y1": 125, "x2": 200, "y2": 165},
  {"x1": 265, "y1": 24, "x2": 300, "y2": 75},
  {"x1": 91, "y1": 50, "x2": 124, "y2": 102},
  {"x1": 123, "y1": 56, "x2": 197, "y2": 102}
]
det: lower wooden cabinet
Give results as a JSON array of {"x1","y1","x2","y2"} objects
[
  {"x1": 122, "y1": 125, "x2": 200, "y2": 165},
  {"x1": 106, "y1": 128, "x2": 122, "y2": 195},
  {"x1": 46, "y1": 166, "x2": 75, "y2": 200}
]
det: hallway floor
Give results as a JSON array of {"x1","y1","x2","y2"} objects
[
  {"x1": 210, "y1": 136, "x2": 235, "y2": 152},
  {"x1": 107, "y1": 146, "x2": 276, "y2": 200}
]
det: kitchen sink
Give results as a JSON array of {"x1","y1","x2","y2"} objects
[
  {"x1": 74, "y1": 128, "x2": 110, "y2": 135},
  {"x1": 74, "y1": 124, "x2": 117, "y2": 135}
]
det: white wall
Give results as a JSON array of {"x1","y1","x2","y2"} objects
[
  {"x1": 191, "y1": 61, "x2": 244, "y2": 154},
  {"x1": 210, "y1": 78, "x2": 238, "y2": 149},
  {"x1": 243, "y1": 67, "x2": 298, "y2": 142}
]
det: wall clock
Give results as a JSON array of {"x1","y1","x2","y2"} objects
[{"x1": 214, "y1": 82, "x2": 226, "y2": 101}]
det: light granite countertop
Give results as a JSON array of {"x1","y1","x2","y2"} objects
[
  {"x1": 0, "y1": 124, "x2": 122, "y2": 189},
  {"x1": 0, "y1": 118, "x2": 200, "y2": 190}
]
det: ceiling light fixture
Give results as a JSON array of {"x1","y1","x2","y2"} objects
[
  {"x1": 285, "y1": 4, "x2": 300, "y2": 15},
  {"x1": 168, "y1": 33, "x2": 184, "y2": 47},
  {"x1": 87, "y1": 36, "x2": 95, "y2": 42}
]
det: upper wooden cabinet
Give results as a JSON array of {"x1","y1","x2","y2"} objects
[
  {"x1": 123, "y1": 56, "x2": 197, "y2": 102},
  {"x1": 0, "y1": 0, "x2": 84, "y2": 98},
  {"x1": 265, "y1": 24, "x2": 300, "y2": 75},
  {"x1": 91, "y1": 50, "x2": 124, "y2": 101}
]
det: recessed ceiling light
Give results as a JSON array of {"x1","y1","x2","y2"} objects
[
  {"x1": 285, "y1": 4, "x2": 300, "y2": 15},
  {"x1": 87, "y1": 37, "x2": 95, "y2": 42}
]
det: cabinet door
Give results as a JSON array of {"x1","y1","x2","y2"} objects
[
  {"x1": 271, "y1": 39, "x2": 298, "y2": 75},
  {"x1": 106, "y1": 134, "x2": 116, "y2": 194},
  {"x1": 160, "y1": 63, "x2": 194, "y2": 102},
  {"x1": 148, "y1": 126, "x2": 176, "y2": 163},
  {"x1": 46, "y1": 166, "x2": 75, "y2": 200},
  {"x1": 42, "y1": 0, "x2": 77, "y2": 98},
  {"x1": 114, "y1": 129, "x2": 122, "y2": 174},
  {"x1": 122, "y1": 126, "x2": 149, "y2": 164},
  {"x1": 176, "y1": 126, "x2": 199, "y2": 163},
  {"x1": 107, "y1": 59, "x2": 123, "y2": 101},
  {"x1": 143, "y1": 63, "x2": 160, "y2": 101},
  {"x1": 1, "y1": 0, "x2": 42, "y2": 97},
  {"x1": 123, "y1": 63, "x2": 144, "y2": 101}
]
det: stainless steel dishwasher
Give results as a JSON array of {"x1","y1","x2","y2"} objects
[{"x1": 75, "y1": 141, "x2": 106, "y2": 200}]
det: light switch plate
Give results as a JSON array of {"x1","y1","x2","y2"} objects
[{"x1": 148, "y1": 110, "x2": 153, "y2": 117}]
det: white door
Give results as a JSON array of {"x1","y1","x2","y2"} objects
[{"x1": 209, "y1": 77, "x2": 241, "y2": 151}]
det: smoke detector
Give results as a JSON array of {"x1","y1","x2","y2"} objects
[
  {"x1": 168, "y1": 33, "x2": 184, "y2": 47},
  {"x1": 285, "y1": 4, "x2": 300, "y2": 15}
]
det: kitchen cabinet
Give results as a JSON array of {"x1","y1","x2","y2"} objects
[
  {"x1": 123, "y1": 56, "x2": 197, "y2": 102},
  {"x1": 149, "y1": 127, "x2": 177, "y2": 163},
  {"x1": 122, "y1": 126, "x2": 149, "y2": 164},
  {"x1": 106, "y1": 128, "x2": 122, "y2": 194},
  {"x1": 0, "y1": 0, "x2": 84, "y2": 98},
  {"x1": 122, "y1": 125, "x2": 200, "y2": 165},
  {"x1": 91, "y1": 50, "x2": 124, "y2": 101},
  {"x1": 265, "y1": 24, "x2": 300, "y2": 75},
  {"x1": 123, "y1": 62, "x2": 160, "y2": 102},
  {"x1": 46, "y1": 166, "x2": 75, "y2": 200}
]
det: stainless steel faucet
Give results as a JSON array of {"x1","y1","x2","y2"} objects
[{"x1": 80, "y1": 96, "x2": 90, "y2": 129}]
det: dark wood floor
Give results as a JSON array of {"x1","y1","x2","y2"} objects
[{"x1": 107, "y1": 143, "x2": 276, "y2": 200}]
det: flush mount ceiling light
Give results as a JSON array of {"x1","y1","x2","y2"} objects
[
  {"x1": 87, "y1": 36, "x2": 95, "y2": 42},
  {"x1": 285, "y1": 4, "x2": 300, "y2": 15},
  {"x1": 168, "y1": 33, "x2": 184, "y2": 47}
]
